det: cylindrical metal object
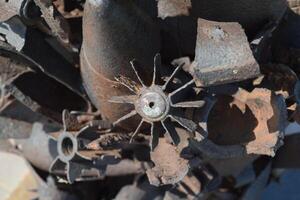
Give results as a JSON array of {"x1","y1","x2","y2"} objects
[
  {"x1": 16, "y1": 123, "x2": 58, "y2": 171},
  {"x1": 80, "y1": 0, "x2": 160, "y2": 129}
]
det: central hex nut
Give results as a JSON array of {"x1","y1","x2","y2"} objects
[{"x1": 136, "y1": 88, "x2": 170, "y2": 122}]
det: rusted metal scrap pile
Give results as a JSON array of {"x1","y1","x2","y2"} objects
[{"x1": 0, "y1": 0, "x2": 300, "y2": 199}]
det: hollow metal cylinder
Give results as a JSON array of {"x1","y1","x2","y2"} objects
[{"x1": 80, "y1": 0, "x2": 160, "y2": 129}]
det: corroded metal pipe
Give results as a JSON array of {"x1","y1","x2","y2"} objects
[{"x1": 80, "y1": 0, "x2": 160, "y2": 129}]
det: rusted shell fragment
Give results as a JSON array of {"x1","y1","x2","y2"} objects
[
  {"x1": 208, "y1": 88, "x2": 287, "y2": 157},
  {"x1": 81, "y1": 0, "x2": 160, "y2": 128},
  {"x1": 157, "y1": 0, "x2": 191, "y2": 19},
  {"x1": 156, "y1": 0, "x2": 287, "y2": 62},
  {"x1": 146, "y1": 138, "x2": 189, "y2": 186},
  {"x1": 190, "y1": 19, "x2": 260, "y2": 87}
]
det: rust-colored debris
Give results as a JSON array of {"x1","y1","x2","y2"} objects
[
  {"x1": 146, "y1": 138, "x2": 189, "y2": 186},
  {"x1": 208, "y1": 88, "x2": 287, "y2": 156},
  {"x1": 157, "y1": 0, "x2": 192, "y2": 19}
]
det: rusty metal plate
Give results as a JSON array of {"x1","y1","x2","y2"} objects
[{"x1": 190, "y1": 18, "x2": 260, "y2": 87}]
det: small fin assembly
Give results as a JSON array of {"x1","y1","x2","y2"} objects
[{"x1": 110, "y1": 54, "x2": 206, "y2": 150}]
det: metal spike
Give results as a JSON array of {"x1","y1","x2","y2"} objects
[
  {"x1": 172, "y1": 100, "x2": 206, "y2": 108},
  {"x1": 130, "y1": 59, "x2": 146, "y2": 87},
  {"x1": 162, "y1": 63, "x2": 184, "y2": 91},
  {"x1": 152, "y1": 54, "x2": 161, "y2": 86},
  {"x1": 112, "y1": 110, "x2": 137, "y2": 127},
  {"x1": 169, "y1": 79, "x2": 195, "y2": 98},
  {"x1": 109, "y1": 95, "x2": 136, "y2": 104},
  {"x1": 130, "y1": 119, "x2": 144, "y2": 143},
  {"x1": 150, "y1": 122, "x2": 160, "y2": 151},
  {"x1": 169, "y1": 115, "x2": 197, "y2": 133},
  {"x1": 162, "y1": 118, "x2": 180, "y2": 145}
]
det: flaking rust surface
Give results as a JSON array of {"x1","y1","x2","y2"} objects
[
  {"x1": 157, "y1": 0, "x2": 192, "y2": 19},
  {"x1": 235, "y1": 89, "x2": 286, "y2": 156},
  {"x1": 208, "y1": 88, "x2": 286, "y2": 157},
  {"x1": 191, "y1": 18, "x2": 260, "y2": 87},
  {"x1": 146, "y1": 138, "x2": 189, "y2": 186}
]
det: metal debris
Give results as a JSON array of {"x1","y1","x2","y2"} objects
[
  {"x1": 208, "y1": 88, "x2": 287, "y2": 157},
  {"x1": 146, "y1": 138, "x2": 189, "y2": 186},
  {"x1": 49, "y1": 112, "x2": 107, "y2": 183},
  {"x1": 80, "y1": 0, "x2": 160, "y2": 130},
  {"x1": 33, "y1": 0, "x2": 71, "y2": 45},
  {"x1": 190, "y1": 18, "x2": 260, "y2": 87},
  {"x1": 111, "y1": 54, "x2": 205, "y2": 150},
  {"x1": 157, "y1": 0, "x2": 192, "y2": 19},
  {"x1": 0, "y1": 0, "x2": 299, "y2": 199}
]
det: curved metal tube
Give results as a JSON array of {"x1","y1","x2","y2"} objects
[{"x1": 80, "y1": 0, "x2": 160, "y2": 129}]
